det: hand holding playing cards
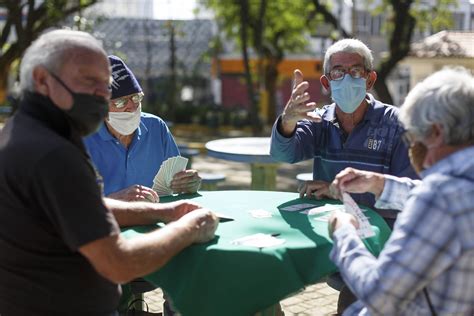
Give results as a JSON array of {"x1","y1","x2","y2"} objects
[
  {"x1": 328, "y1": 210, "x2": 359, "y2": 238},
  {"x1": 170, "y1": 169, "x2": 201, "y2": 194},
  {"x1": 108, "y1": 185, "x2": 159, "y2": 203},
  {"x1": 330, "y1": 167, "x2": 385, "y2": 200},
  {"x1": 178, "y1": 208, "x2": 219, "y2": 243}
]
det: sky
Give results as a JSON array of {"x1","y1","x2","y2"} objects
[{"x1": 154, "y1": 0, "x2": 212, "y2": 20}]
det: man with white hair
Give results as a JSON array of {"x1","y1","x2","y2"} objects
[
  {"x1": 328, "y1": 67, "x2": 474, "y2": 315},
  {"x1": 0, "y1": 29, "x2": 218, "y2": 316},
  {"x1": 271, "y1": 38, "x2": 417, "y2": 214}
]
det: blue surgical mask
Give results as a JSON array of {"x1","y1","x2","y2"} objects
[{"x1": 330, "y1": 75, "x2": 367, "y2": 114}]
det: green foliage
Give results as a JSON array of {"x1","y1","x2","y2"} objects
[{"x1": 200, "y1": 0, "x2": 315, "y2": 58}]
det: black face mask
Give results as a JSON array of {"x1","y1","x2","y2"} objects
[{"x1": 50, "y1": 72, "x2": 109, "y2": 136}]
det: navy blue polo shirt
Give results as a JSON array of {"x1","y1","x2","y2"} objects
[
  {"x1": 270, "y1": 94, "x2": 418, "y2": 208},
  {"x1": 84, "y1": 113, "x2": 180, "y2": 196}
]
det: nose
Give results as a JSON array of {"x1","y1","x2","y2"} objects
[{"x1": 124, "y1": 98, "x2": 139, "y2": 112}]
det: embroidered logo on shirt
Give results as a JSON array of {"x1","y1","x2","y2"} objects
[{"x1": 367, "y1": 138, "x2": 383, "y2": 151}]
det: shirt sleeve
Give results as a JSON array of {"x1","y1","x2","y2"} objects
[
  {"x1": 330, "y1": 184, "x2": 460, "y2": 314},
  {"x1": 31, "y1": 145, "x2": 120, "y2": 251},
  {"x1": 270, "y1": 115, "x2": 322, "y2": 164},
  {"x1": 158, "y1": 120, "x2": 180, "y2": 159},
  {"x1": 374, "y1": 175, "x2": 422, "y2": 210}
]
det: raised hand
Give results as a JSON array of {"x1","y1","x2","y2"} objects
[{"x1": 280, "y1": 69, "x2": 321, "y2": 136}]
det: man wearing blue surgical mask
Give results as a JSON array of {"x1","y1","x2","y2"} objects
[
  {"x1": 270, "y1": 38, "x2": 418, "y2": 313},
  {"x1": 84, "y1": 56, "x2": 201, "y2": 202},
  {"x1": 271, "y1": 38, "x2": 417, "y2": 216}
]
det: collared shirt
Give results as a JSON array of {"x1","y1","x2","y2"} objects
[
  {"x1": 83, "y1": 113, "x2": 179, "y2": 196},
  {"x1": 330, "y1": 145, "x2": 474, "y2": 315},
  {"x1": 270, "y1": 94, "x2": 418, "y2": 209}
]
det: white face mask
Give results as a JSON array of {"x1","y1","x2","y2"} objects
[{"x1": 107, "y1": 106, "x2": 141, "y2": 135}]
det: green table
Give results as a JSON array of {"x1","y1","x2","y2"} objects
[{"x1": 122, "y1": 190, "x2": 391, "y2": 316}]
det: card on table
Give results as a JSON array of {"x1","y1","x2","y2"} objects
[
  {"x1": 152, "y1": 156, "x2": 189, "y2": 197},
  {"x1": 280, "y1": 203, "x2": 315, "y2": 212},
  {"x1": 301, "y1": 204, "x2": 345, "y2": 215},
  {"x1": 230, "y1": 233, "x2": 285, "y2": 248},
  {"x1": 248, "y1": 209, "x2": 273, "y2": 218}
]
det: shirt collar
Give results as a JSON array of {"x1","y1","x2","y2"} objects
[
  {"x1": 322, "y1": 93, "x2": 378, "y2": 124},
  {"x1": 420, "y1": 145, "x2": 474, "y2": 179}
]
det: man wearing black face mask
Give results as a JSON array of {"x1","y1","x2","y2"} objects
[{"x1": 0, "y1": 29, "x2": 218, "y2": 316}]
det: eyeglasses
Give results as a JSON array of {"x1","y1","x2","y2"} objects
[
  {"x1": 112, "y1": 92, "x2": 144, "y2": 108},
  {"x1": 328, "y1": 66, "x2": 366, "y2": 81}
]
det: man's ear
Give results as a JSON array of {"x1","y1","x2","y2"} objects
[
  {"x1": 320, "y1": 75, "x2": 330, "y2": 91},
  {"x1": 429, "y1": 123, "x2": 445, "y2": 147},
  {"x1": 366, "y1": 71, "x2": 377, "y2": 90},
  {"x1": 32, "y1": 66, "x2": 50, "y2": 96}
]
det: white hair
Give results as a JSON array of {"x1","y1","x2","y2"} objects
[
  {"x1": 399, "y1": 67, "x2": 474, "y2": 145},
  {"x1": 19, "y1": 29, "x2": 106, "y2": 93},
  {"x1": 323, "y1": 38, "x2": 374, "y2": 74}
]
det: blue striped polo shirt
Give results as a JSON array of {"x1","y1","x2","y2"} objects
[{"x1": 270, "y1": 94, "x2": 418, "y2": 208}]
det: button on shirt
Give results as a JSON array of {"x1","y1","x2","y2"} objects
[
  {"x1": 84, "y1": 113, "x2": 180, "y2": 196},
  {"x1": 270, "y1": 94, "x2": 418, "y2": 209},
  {"x1": 331, "y1": 146, "x2": 474, "y2": 315}
]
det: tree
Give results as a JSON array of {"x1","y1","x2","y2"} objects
[
  {"x1": 201, "y1": 0, "x2": 315, "y2": 130},
  {"x1": 0, "y1": 0, "x2": 99, "y2": 102}
]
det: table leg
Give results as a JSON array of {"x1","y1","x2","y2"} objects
[{"x1": 250, "y1": 163, "x2": 279, "y2": 190}]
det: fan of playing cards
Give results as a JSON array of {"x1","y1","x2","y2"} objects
[{"x1": 152, "y1": 156, "x2": 188, "y2": 197}]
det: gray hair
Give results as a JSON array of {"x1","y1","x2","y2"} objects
[
  {"x1": 399, "y1": 67, "x2": 474, "y2": 146},
  {"x1": 19, "y1": 29, "x2": 106, "y2": 93},
  {"x1": 323, "y1": 38, "x2": 374, "y2": 74}
]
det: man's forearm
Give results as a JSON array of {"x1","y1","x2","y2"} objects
[{"x1": 104, "y1": 197, "x2": 167, "y2": 227}]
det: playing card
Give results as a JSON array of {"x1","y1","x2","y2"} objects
[
  {"x1": 280, "y1": 203, "x2": 314, "y2": 212},
  {"x1": 248, "y1": 209, "x2": 273, "y2": 218},
  {"x1": 342, "y1": 192, "x2": 375, "y2": 238},
  {"x1": 301, "y1": 204, "x2": 345, "y2": 215},
  {"x1": 230, "y1": 233, "x2": 285, "y2": 248},
  {"x1": 152, "y1": 156, "x2": 189, "y2": 196}
]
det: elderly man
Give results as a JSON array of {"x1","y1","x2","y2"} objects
[
  {"x1": 270, "y1": 38, "x2": 417, "y2": 217},
  {"x1": 84, "y1": 55, "x2": 201, "y2": 202},
  {"x1": 0, "y1": 29, "x2": 218, "y2": 316},
  {"x1": 329, "y1": 67, "x2": 474, "y2": 315}
]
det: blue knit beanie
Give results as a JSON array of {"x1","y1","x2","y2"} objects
[{"x1": 108, "y1": 55, "x2": 142, "y2": 100}]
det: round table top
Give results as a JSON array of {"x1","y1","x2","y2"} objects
[{"x1": 205, "y1": 137, "x2": 277, "y2": 163}]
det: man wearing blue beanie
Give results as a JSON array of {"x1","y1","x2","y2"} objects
[{"x1": 84, "y1": 55, "x2": 201, "y2": 202}]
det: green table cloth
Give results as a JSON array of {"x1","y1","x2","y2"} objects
[{"x1": 121, "y1": 190, "x2": 391, "y2": 316}]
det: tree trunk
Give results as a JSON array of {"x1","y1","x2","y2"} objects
[{"x1": 238, "y1": 0, "x2": 261, "y2": 135}]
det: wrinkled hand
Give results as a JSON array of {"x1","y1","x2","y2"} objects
[
  {"x1": 328, "y1": 210, "x2": 359, "y2": 238},
  {"x1": 280, "y1": 69, "x2": 321, "y2": 135},
  {"x1": 299, "y1": 180, "x2": 335, "y2": 200},
  {"x1": 179, "y1": 208, "x2": 219, "y2": 243},
  {"x1": 170, "y1": 169, "x2": 201, "y2": 194},
  {"x1": 330, "y1": 167, "x2": 385, "y2": 200},
  {"x1": 158, "y1": 200, "x2": 202, "y2": 223},
  {"x1": 108, "y1": 185, "x2": 159, "y2": 203}
]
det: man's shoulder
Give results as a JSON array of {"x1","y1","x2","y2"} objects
[
  {"x1": 140, "y1": 112, "x2": 171, "y2": 132},
  {"x1": 369, "y1": 98, "x2": 402, "y2": 125}
]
